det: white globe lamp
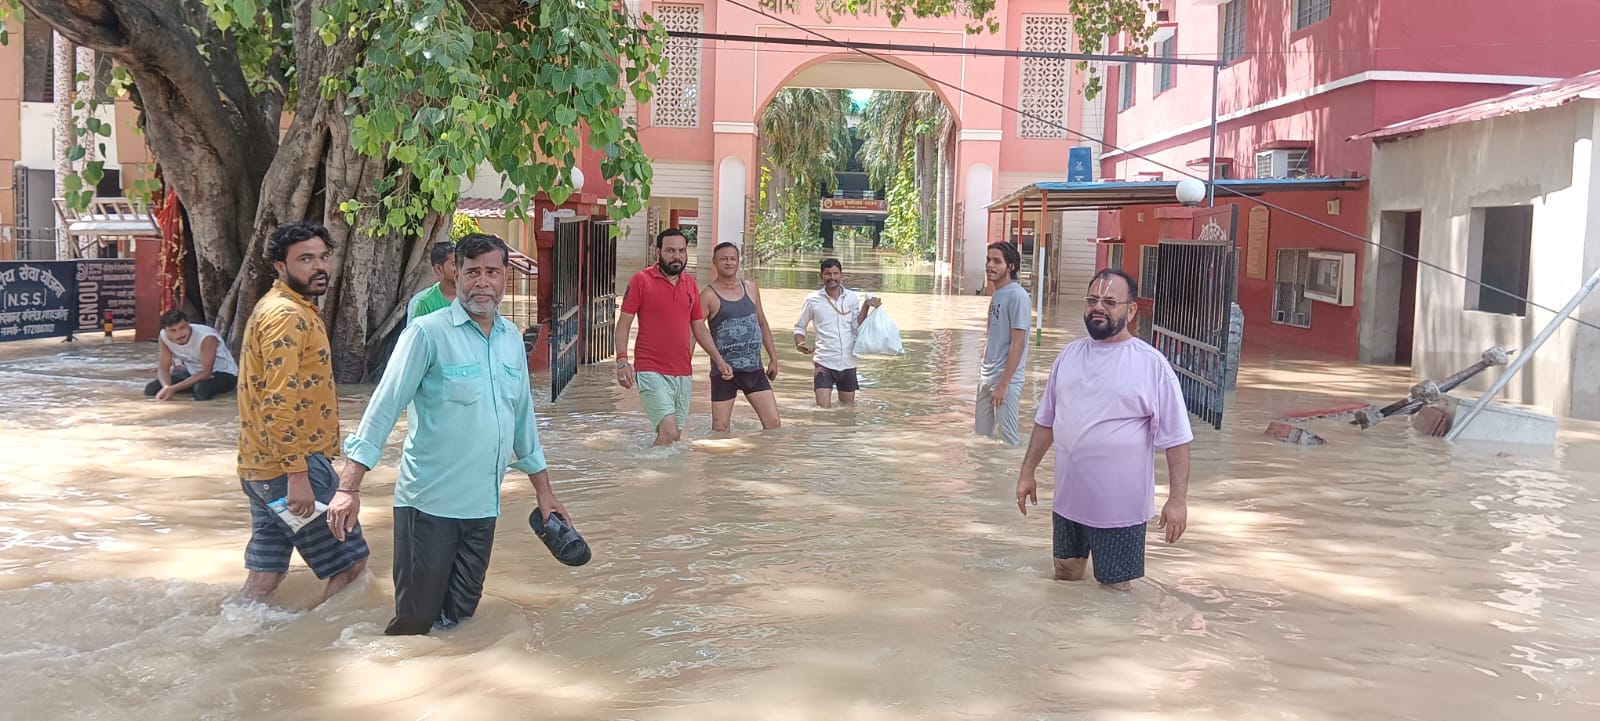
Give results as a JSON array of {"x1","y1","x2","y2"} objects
[
  {"x1": 569, "y1": 166, "x2": 586, "y2": 191},
  {"x1": 1175, "y1": 177, "x2": 1207, "y2": 207}
]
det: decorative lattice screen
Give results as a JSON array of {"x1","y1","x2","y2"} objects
[
  {"x1": 652, "y1": 5, "x2": 703, "y2": 129},
  {"x1": 1018, "y1": 15, "x2": 1072, "y2": 139}
]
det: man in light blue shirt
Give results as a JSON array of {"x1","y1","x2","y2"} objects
[{"x1": 327, "y1": 233, "x2": 572, "y2": 636}]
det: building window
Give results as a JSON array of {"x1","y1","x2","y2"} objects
[
  {"x1": 1468, "y1": 206, "x2": 1534, "y2": 316},
  {"x1": 1220, "y1": 0, "x2": 1248, "y2": 64},
  {"x1": 23, "y1": 15, "x2": 54, "y2": 103},
  {"x1": 1255, "y1": 148, "x2": 1311, "y2": 178},
  {"x1": 1107, "y1": 244, "x2": 1125, "y2": 271},
  {"x1": 652, "y1": 4, "x2": 702, "y2": 129},
  {"x1": 1017, "y1": 15, "x2": 1073, "y2": 139},
  {"x1": 1155, "y1": 37, "x2": 1176, "y2": 94},
  {"x1": 1118, "y1": 65, "x2": 1136, "y2": 112},
  {"x1": 1139, "y1": 245, "x2": 1160, "y2": 300},
  {"x1": 1294, "y1": 0, "x2": 1332, "y2": 31},
  {"x1": 1273, "y1": 248, "x2": 1314, "y2": 328}
]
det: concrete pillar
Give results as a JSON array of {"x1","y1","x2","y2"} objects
[
  {"x1": 711, "y1": 127, "x2": 757, "y2": 269},
  {"x1": 957, "y1": 133, "x2": 1000, "y2": 294}
]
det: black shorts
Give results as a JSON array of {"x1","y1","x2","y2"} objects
[
  {"x1": 1053, "y1": 513, "x2": 1146, "y2": 584},
  {"x1": 813, "y1": 364, "x2": 859, "y2": 392},
  {"x1": 711, "y1": 369, "x2": 773, "y2": 402}
]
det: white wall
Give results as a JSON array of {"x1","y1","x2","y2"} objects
[
  {"x1": 19, "y1": 101, "x2": 125, "y2": 171},
  {"x1": 1367, "y1": 100, "x2": 1599, "y2": 417},
  {"x1": 618, "y1": 160, "x2": 714, "y2": 274}
]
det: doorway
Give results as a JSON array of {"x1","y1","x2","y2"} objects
[
  {"x1": 1395, "y1": 211, "x2": 1420, "y2": 365},
  {"x1": 1371, "y1": 210, "x2": 1421, "y2": 365}
]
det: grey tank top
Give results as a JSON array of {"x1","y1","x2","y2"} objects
[{"x1": 708, "y1": 283, "x2": 763, "y2": 371}]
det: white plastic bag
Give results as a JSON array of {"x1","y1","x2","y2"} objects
[{"x1": 855, "y1": 305, "x2": 904, "y2": 356}]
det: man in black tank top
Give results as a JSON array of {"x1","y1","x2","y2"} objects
[{"x1": 700, "y1": 242, "x2": 782, "y2": 431}]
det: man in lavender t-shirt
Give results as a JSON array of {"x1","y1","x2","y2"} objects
[{"x1": 1016, "y1": 268, "x2": 1193, "y2": 589}]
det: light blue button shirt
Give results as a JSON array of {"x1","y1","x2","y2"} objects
[{"x1": 343, "y1": 299, "x2": 547, "y2": 519}]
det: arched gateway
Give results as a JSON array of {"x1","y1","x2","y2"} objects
[{"x1": 610, "y1": 1, "x2": 1106, "y2": 294}]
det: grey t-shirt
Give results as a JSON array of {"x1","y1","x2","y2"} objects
[{"x1": 980, "y1": 281, "x2": 1032, "y2": 387}]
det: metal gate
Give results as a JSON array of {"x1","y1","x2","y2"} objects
[
  {"x1": 550, "y1": 218, "x2": 584, "y2": 401},
  {"x1": 581, "y1": 220, "x2": 618, "y2": 364},
  {"x1": 1150, "y1": 206, "x2": 1239, "y2": 430}
]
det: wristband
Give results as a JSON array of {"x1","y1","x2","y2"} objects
[{"x1": 336, "y1": 488, "x2": 359, "y2": 495}]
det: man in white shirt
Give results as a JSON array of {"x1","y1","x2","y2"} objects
[
  {"x1": 145, "y1": 310, "x2": 240, "y2": 401},
  {"x1": 793, "y1": 258, "x2": 881, "y2": 408}
]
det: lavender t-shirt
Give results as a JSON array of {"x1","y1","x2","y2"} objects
[{"x1": 1035, "y1": 336, "x2": 1194, "y2": 528}]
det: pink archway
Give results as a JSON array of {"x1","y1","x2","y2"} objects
[
  {"x1": 633, "y1": 0, "x2": 1095, "y2": 292},
  {"x1": 749, "y1": 52, "x2": 964, "y2": 129}
]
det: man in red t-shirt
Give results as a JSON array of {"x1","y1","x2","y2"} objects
[{"x1": 614, "y1": 228, "x2": 733, "y2": 446}]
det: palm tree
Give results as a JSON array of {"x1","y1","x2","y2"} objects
[
  {"x1": 857, "y1": 91, "x2": 946, "y2": 187},
  {"x1": 756, "y1": 88, "x2": 853, "y2": 248},
  {"x1": 759, "y1": 87, "x2": 853, "y2": 196},
  {"x1": 857, "y1": 91, "x2": 949, "y2": 257}
]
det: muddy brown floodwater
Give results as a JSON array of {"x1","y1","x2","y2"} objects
[{"x1": 1, "y1": 286, "x2": 1598, "y2": 720}]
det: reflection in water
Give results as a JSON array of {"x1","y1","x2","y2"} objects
[{"x1": 2, "y1": 288, "x2": 1600, "y2": 720}]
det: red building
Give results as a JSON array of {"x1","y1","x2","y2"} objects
[{"x1": 1095, "y1": 0, "x2": 1600, "y2": 362}]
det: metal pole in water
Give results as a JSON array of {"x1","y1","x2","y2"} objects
[
  {"x1": 1035, "y1": 244, "x2": 1046, "y2": 347},
  {"x1": 1207, "y1": 65, "x2": 1220, "y2": 208},
  {"x1": 1036, "y1": 191, "x2": 1049, "y2": 347},
  {"x1": 1445, "y1": 264, "x2": 1600, "y2": 442}
]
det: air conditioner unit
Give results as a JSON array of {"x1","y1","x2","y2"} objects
[
  {"x1": 1303, "y1": 250, "x2": 1356, "y2": 306},
  {"x1": 1255, "y1": 149, "x2": 1311, "y2": 179}
]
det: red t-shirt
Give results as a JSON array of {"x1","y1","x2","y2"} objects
[{"x1": 621, "y1": 265, "x2": 703, "y2": 376}]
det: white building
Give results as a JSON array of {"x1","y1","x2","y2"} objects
[{"x1": 1357, "y1": 69, "x2": 1600, "y2": 419}]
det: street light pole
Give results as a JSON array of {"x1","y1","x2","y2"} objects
[{"x1": 1207, "y1": 64, "x2": 1220, "y2": 207}]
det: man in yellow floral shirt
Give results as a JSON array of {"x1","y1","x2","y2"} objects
[{"x1": 234, "y1": 221, "x2": 369, "y2": 604}]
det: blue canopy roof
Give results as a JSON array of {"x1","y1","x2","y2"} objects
[{"x1": 986, "y1": 177, "x2": 1366, "y2": 213}]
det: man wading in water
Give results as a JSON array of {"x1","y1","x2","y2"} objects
[
  {"x1": 1016, "y1": 269, "x2": 1192, "y2": 590},
  {"x1": 613, "y1": 228, "x2": 733, "y2": 445},
  {"x1": 793, "y1": 258, "x2": 881, "y2": 408},
  {"x1": 700, "y1": 242, "x2": 781, "y2": 432},
  {"x1": 330, "y1": 234, "x2": 571, "y2": 635},
  {"x1": 234, "y1": 221, "x2": 369, "y2": 605}
]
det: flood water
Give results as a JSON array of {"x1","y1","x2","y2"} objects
[{"x1": 2, "y1": 279, "x2": 1599, "y2": 720}]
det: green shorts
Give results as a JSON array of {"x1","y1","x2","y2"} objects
[{"x1": 636, "y1": 371, "x2": 692, "y2": 430}]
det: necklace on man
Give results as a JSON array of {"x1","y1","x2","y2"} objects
[{"x1": 824, "y1": 291, "x2": 851, "y2": 315}]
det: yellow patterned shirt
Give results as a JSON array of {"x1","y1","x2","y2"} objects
[{"x1": 236, "y1": 280, "x2": 340, "y2": 480}]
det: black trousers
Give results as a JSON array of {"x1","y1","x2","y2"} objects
[
  {"x1": 386, "y1": 506, "x2": 497, "y2": 636},
  {"x1": 145, "y1": 369, "x2": 238, "y2": 401}
]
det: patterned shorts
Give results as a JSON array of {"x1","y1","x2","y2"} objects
[
  {"x1": 1052, "y1": 513, "x2": 1146, "y2": 585},
  {"x1": 240, "y1": 453, "x2": 370, "y2": 580}
]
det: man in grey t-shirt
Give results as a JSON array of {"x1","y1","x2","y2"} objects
[{"x1": 976, "y1": 242, "x2": 1032, "y2": 445}]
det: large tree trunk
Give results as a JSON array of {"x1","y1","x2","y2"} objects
[
  {"x1": 30, "y1": 0, "x2": 438, "y2": 382},
  {"x1": 26, "y1": 0, "x2": 280, "y2": 322},
  {"x1": 210, "y1": 0, "x2": 437, "y2": 382}
]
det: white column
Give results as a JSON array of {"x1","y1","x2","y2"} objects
[{"x1": 963, "y1": 162, "x2": 994, "y2": 293}]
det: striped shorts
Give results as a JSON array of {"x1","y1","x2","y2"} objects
[{"x1": 240, "y1": 453, "x2": 370, "y2": 580}]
